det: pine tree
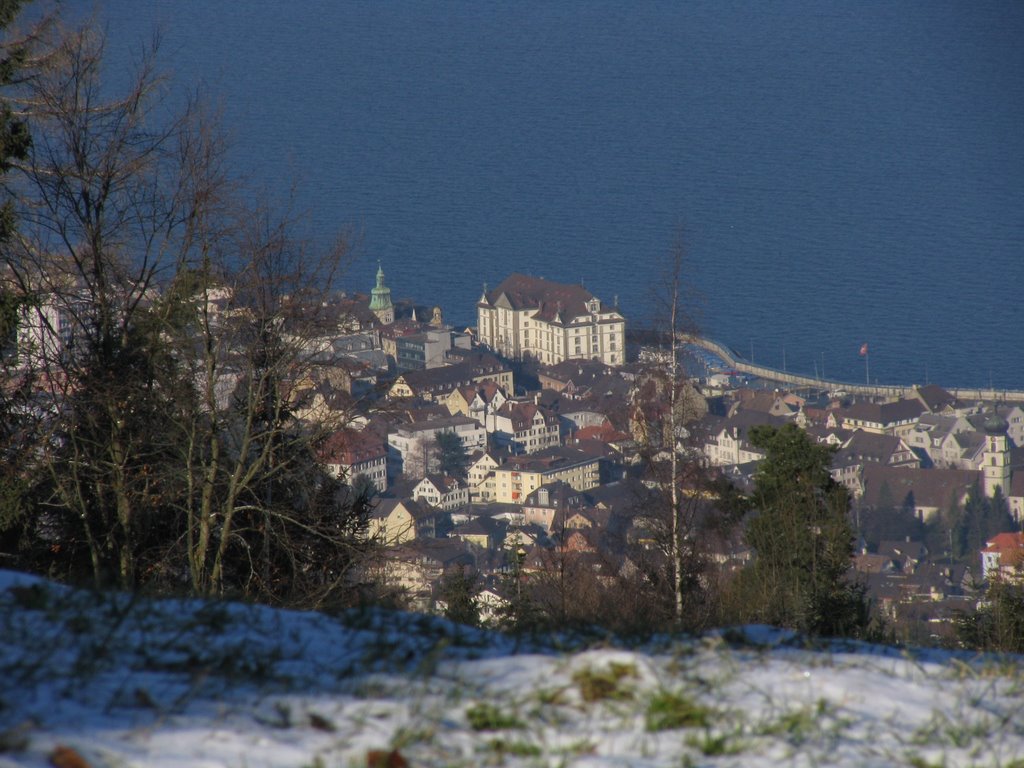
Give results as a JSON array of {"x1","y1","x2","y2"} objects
[
  {"x1": 435, "y1": 430, "x2": 468, "y2": 479},
  {"x1": 0, "y1": 0, "x2": 32, "y2": 241},
  {"x1": 738, "y1": 423, "x2": 869, "y2": 637},
  {"x1": 439, "y1": 565, "x2": 479, "y2": 627}
]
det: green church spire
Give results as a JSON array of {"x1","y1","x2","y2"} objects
[{"x1": 369, "y1": 262, "x2": 394, "y2": 323}]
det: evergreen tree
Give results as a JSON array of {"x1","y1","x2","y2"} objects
[
  {"x1": 439, "y1": 565, "x2": 479, "y2": 627},
  {"x1": 736, "y1": 423, "x2": 869, "y2": 637},
  {"x1": 0, "y1": 1, "x2": 54, "y2": 571},
  {"x1": 957, "y1": 575, "x2": 1024, "y2": 653},
  {"x1": 0, "y1": 0, "x2": 33, "y2": 241},
  {"x1": 435, "y1": 430, "x2": 468, "y2": 479}
]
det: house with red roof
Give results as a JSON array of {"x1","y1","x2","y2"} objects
[
  {"x1": 981, "y1": 532, "x2": 1024, "y2": 582},
  {"x1": 318, "y1": 428, "x2": 387, "y2": 490}
]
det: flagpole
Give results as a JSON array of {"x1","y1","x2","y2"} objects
[{"x1": 865, "y1": 351, "x2": 869, "y2": 386}]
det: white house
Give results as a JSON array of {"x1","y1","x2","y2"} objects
[
  {"x1": 411, "y1": 474, "x2": 470, "y2": 511},
  {"x1": 486, "y1": 401, "x2": 561, "y2": 455},
  {"x1": 386, "y1": 416, "x2": 487, "y2": 478},
  {"x1": 476, "y1": 274, "x2": 626, "y2": 366},
  {"x1": 466, "y1": 450, "x2": 501, "y2": 502}
]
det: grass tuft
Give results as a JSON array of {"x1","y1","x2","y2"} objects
[
  {"x1": 465, "y1": 702, "x2": 524, "y2": 731},
  {"x1": 645, "y1": 689, "x2": 713, "y2": 732},
  {"x1": 573, "y1": 662, "x2": 637, "y2": 702},
  {"x1": 486, "y1": 738, "x2": 542, "y2": 757}
]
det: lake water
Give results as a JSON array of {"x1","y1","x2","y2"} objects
[{"x1": 98, "y1": 1, "x2": 1024, "y2": 389}]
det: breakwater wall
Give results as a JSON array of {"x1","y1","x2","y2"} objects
[{"x1": 686, "y1": 336, "x2": 1024, "y2": 404}]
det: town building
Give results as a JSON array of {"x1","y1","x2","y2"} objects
[
  {"x1": 701, "y1": 413, "x2": 787, "y2": 467},
  {"x1": 485, "y1": 400, "x2": 561, "y2": 455},
  {"x1": 981, "y1": 532, "x2": 1024, "y2": 582},
  {"x1": 835, "y1": 398, "x2": 925, "y2": 437},
  {"x1": 395, "y1": 328, "x2": 472, "y2": 371},
  {"x1": 386, "y1": 416, "x2": 487, "y2": 478},
  {"x1": 411, "y1": 474, "x2": 470, "y2": 511},
  {"x1": 445, "y1": 381, "x2": 509, "y2": 426},
  {"x1": 491, "y1": 445, "x2": 602, "y2": 504},
  {"x1": 981, "y1": 414, "x2": 1012, "y2": 498},
  {"x1": 387, "y1": 355, "x2": 513, "y2": 401},
  {"x1": 466, "y1": 450, "x2": 501, "y2": 502},
  {"x1": 476, "y1": 274, "x2": 626, "y2": 366},
  {"x1": 318, "y1": 428, "x2": 388, "y2": 490},
  {"x1": 367, "y1": 498, "x2": 437, "y2": 545},
  {"x1": 829, "y1": 430, "x2": 920, "y2": 498},
  {"x1": 860, "y1": 464, "x2": 977, "y2": 522}
]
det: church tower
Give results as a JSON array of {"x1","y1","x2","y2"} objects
[
  {"x1": 982, "y1": 413, "x2": 1011, "y2": 497},
  {"x1": 368, "y1": 262, "x2": 394, "y2": 325}
]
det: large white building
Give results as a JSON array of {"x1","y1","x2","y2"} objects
[
  {"x1": 476, "y1": 274, "x2": 626, "y2": 366},
  {"x1": 386, "y1": 416, "x2": 487, "y2": 479}
]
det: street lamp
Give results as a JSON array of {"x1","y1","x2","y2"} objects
[{"x1": 515, "y1": 546, "x2": 526, "y2": 605}]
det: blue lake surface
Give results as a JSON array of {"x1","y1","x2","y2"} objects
[{"x1": 98, "y1": 1, "x2": 1024, "y2": 389}]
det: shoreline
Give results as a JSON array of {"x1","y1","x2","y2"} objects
[{"x1": 679, "y1": 335, "x2": 1024, "y2": 403}]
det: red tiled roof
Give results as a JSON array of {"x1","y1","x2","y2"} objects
[
  {"x1": 319, "y1": 429, "x2": 385, "y2": 465},
  {"x1": 983, "y1": 532, "x2": 1024, "y2": 554}
]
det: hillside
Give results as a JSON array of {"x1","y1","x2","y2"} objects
[{"x1": 1, "y1": 570, "x2": 1022, "y2": 768}]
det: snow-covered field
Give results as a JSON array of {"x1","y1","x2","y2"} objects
[{"x1": 1, "y1": 569, "x2": 1023, "y2": 768}]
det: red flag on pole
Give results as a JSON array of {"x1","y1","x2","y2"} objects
[{"x1": 859, "y1": 343, "x2": 868, "y2": 356}]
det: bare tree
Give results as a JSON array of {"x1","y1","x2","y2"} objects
[
  {"x1": 630, "y1": 236, "x2": 724, "y2": 630},
  {"x1": 2, "y1": 14, "x2": 372, "y2": 601},
  {"x1": 403, "y1": 435, "x2": 437, "y2": 480},
  {"x1": 3, "y1": 21, "x2": 199, "y2": 586},
  {"x1": 165, "y1": 200, "x2": 366, "y2": 601}
]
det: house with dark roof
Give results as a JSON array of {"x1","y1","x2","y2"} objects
[
  {"x1": 700, "y1": 412, "x2": 788, "y2": 467},
  {"x1": 368, "y1": 498, "x2": 437, "y2": 545},
  {"x1": 727, "y1": 389, "x2": 801, "y2": 420},
  {"x1": 386, "y1": 415, "x2": 487, "y2": 478},
  {"x1": 877, "y1": 539, "x2": 929, "y2": 572},
  {"x1": 909, "y1": 384, "x2": 961, "y2": 415},
  {"x1": 903, "y1": 413, "x2": 975, "y2": 468},
  {"x1": 476, "y1": 274, "x2": 626, "y2": 366},
  {"x1": 521, "y1": 481, "x2": 589, "y2": 532},
  {"x1": 830, "y1": 430, "x2": 919, "y2": 497},
  {"x1": 861, "y1": 464, "x2": 978, "y2": 521},
  {"x1": 838, "y1": 398, "x2": 925, "y2": 437},
  {"x1": 445, "y1": 381, "x2": 508, "y2": 425},
  {"x1": 371, "y1": 538, "x2": 476, "y2": 609},
  {"x1": 411, "y1": 474, "x2": 470, "y2": 511},
  {"x1": 486, "y1": 400, "x2": 561, "y2": 454},
  {"x1": 452, "y1": 516, "x2": 506, "y2": 551},
  {"x1": 491, "y1": 445, "x2": 603, "y2": 503},
  {"x1": 538, "y1": 359, "x2": 619, "y2": 396},
  {"x1": 387, "y1": 355, "x2": 513, "y2": 401}
]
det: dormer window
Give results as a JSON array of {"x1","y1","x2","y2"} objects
[{"x1": 588, "y1": 298, "x2": 600, "y2": 313}]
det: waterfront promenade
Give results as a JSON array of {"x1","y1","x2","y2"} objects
[{"x1": 686, "y1": 336, "x2": 1024, "y2": 404}]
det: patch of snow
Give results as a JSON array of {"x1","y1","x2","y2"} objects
[{"x1": 1, "y1": 570, "x2": 1022, "y2": 767}]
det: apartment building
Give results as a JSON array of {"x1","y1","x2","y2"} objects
[{"x1": 476, "y1": 274, "x2": 626, "y2": 366}]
